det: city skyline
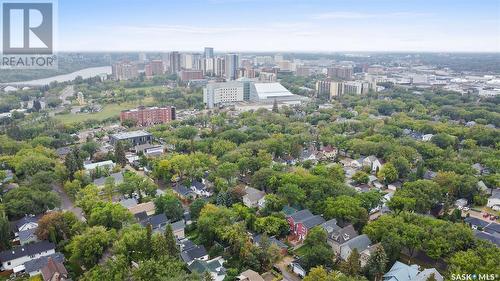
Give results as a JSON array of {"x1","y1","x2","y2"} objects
[{"x1": 58, "y1": 0, "x2": 500, "y2": 53}]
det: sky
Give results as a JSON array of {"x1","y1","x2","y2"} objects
[{"x1": 56, "y1": 0, "x2": 500, "y2": 52}]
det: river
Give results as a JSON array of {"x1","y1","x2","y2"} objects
[{"x1": 2, "y1": 66, "x2": 112, "y2": 86}]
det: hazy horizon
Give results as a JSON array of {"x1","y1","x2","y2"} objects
[{"x1": 55, "y1": 0, "x2": 500, "y2": 53}]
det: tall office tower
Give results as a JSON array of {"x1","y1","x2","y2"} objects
[
  {"x1": 327, "y1": 66, "x2": 353, "y2": 80},
  {"x1": 203, "y1": 57, "x2": 215, "y2": 75},
  {"x1": 182, "y1": 54, "x2": 194, "y2": 69},
  {"x1": 315, "y1": 80, "x2": 343, "y2": 99},
  {"x1": 138, "y1": 53, "x2": 147, "y2": 62},
  {"x1": 215, "y1": 57, "x2": 225, "y2": 77},
  {"x1": 225, "y1": 53, "x2": 239, "y2": 80},
  {"x1": 112, "y1": 62, "x2": 139, "y2": 80},
  {"x1": 192, "y1": 53, "x2": 203, "y2": 70},
  {"x1": 149, "y1": 60, "x2": 164, "y2": 75},
  {"x1": 169, "y1": 51, "x2": 181, "y2": 74},
  {"x1": 296, "y1": 66, "x2": 311, "y2": 77},
  {"x1": 204, "y1": 47, "x2": 214, "y2": 59}
]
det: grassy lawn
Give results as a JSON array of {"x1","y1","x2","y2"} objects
[{"x1": 54, "y1": 97, "x2": 155, "y2": 124}]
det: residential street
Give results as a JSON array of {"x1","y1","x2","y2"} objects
[
  {"x1": 275, "y1": 256, "x2": 302, "y2": 281},
  {"x1": 52, "y1": 183, "x2": 84, "y2": 220}
]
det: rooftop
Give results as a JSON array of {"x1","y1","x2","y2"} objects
[
  {"x1": 111, "y1": 130, "x2": 152, "y2": 140},
  {"x1": 253, "y1": 83, "x2": 294, "y2": 100},
  {"x1": 0, "y1": 241, "x2": 55, "y2": 262}
]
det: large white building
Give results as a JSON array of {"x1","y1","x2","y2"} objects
[
  {"x1": 203, "y1": 81, "x2": 246, "y2": 108},
  {"x1": 203, "y1": 80, "x2": 307, "y2": 109}
]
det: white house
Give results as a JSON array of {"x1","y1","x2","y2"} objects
[
  {"x1": 363, "y1": 156, "x2": 383, "y2": 173},
  {"x1": 242, "y1": 187, "x2": 266, "y2": 208},
  {"x1": 83, "y1": 160, "x2": 115, "y2": 172},
  {"x1": 487, "y1": 189, "x2": 500, "y2": 211},
  {"x1": 14, "y1": 216, "x2": 38, "y2": 237},
  {"x1": 190, "y1": 179, "x2": 212, "y2": 197},
  {"x1": 0, "y1": 241, "x2": 55, "y2": 271},
  {"x1": 422, "y1": 134, "x2": 434, "y2": 142}
]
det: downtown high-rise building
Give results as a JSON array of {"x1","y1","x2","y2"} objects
[
  {"x1": 225, "y1": 53, "x2": 239, "y2": 81},
  {"x1": 169, "y1": 51, "x2": 181, "y2": 74},
  {"x1": 204, "y1": 47, "x2": 214, "y2": 59},
  {"x1": 112, "y1": 62, "x2": 139, "y2": 80}
]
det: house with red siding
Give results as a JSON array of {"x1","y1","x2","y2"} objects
[{"x1": 286, "y1": 209, "x2": 326, "y2": 241}]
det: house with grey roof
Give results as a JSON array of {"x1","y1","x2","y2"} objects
[
  {"x1": 286, "y1": 209, "x2": 326, "y2": 241},
  {"x1": 18, "y1": 227, "x2": 39, "y2": 245},
  {"x1": 24, "y1": 252, "x2": 65, "y2": 276},
  {"x1": 339, "y1": 234, "x2": 373, "y2": 266},
  {"x1": 242, "y1": 187, "x2": 266, "y2": 208},
  {"x1": 0, "y1": 241, "x2": 55, "y2": 271},
  {"x1": 93, "y1": 172, "x2": 124, "y2": 188},
  {"x1": 328, "y1": 224, "x2": 359, "y2": 253},
  {"x1": 383, "y1": 261, "x2": 443, "y2": 281},
  {"x1": 181, "y1": 244, "x2": 209, "y2": 265},
  {"x1": 320, "y1": 219, "x2": 340, "y2": 235},
  {"x1": 187, "y1": 256, "x2": 226, "y2": 281}
]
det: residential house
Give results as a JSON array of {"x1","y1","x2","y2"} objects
[
  {"x1": 238, "y1": 269, "x2": 265, "y2": 281},
  {"x1": 454, "y1": 198, "x2": 468, "y2": 209},
  {"x1": 128, "y1": 201, "x2": 155, "y2": 216},
  {"x1": 383, "y1": 261, "x2": 443, "y2": 281},
  {"x1": 242, "y1": 187, "x2": 266, "y2": 208},
  {"x1": 286, "y1": 209, "x2": 326, "y2": 241},
  {"x1": 119, "y1": 198, "x2": 138, "y2": 209},
  {"x1": 290, "y1": 260, "x2": 307, "y2": 278},
  {"x1": 18, "y1": 228, "x2": 39, "y2": 245},
  {"x1": 140, "y1": 213, "x2": 168, "y2": 233},
  {"x1": 327, "y1": 224, "x2": 359, "y2": 254},
  {"x1": 83, "y1": 160, "x2": 115, "y2": 173},
  {"x1": 93, "y1": 172, "x2": 124, "y2": 189},
  {"x1": 300, "y1": 146, "x2": 318, "y2": 163},
  {"x1": 190, "y1": 180, "x2": 212, "y2": 198},
  {"x1": 320, "y1": 219, "x2": 341, "y2": 236},
  {"x1": 171, "y1": 220, "x2": 186, "y2": 239},
  {"x1": 339, "y1": 234, "x2": 373, "y2": 266},
  {"x1": 252, "y1": 234, "x2": 288, "y2": 255},
  {"x1": 14, "y1": 216, "x2": 39, "y2": 236},
  {"x1": 41, "y1": 257, "x2": 68, "y2": 281},
  {"x1": 487, "y1": 189, "x2": 500, "y2": 211},
  {"x1": 172, "y1": 184, "x2": 195, "y2": 199},
  {"x1": 421, "y1": 134, "x2": 433, "y2": 142},
  {"x1": 181, "y1": 244, "x2": 209, "y2": 265},
  {"x1": 363, "y1": 156, "x2": 383, "y2": 173},
  {"x1": 0, "y1": 241, "x2": 56, "y2": 271},
  {"x1": 24, "y1": 252, "x2": 65, "y2": 277},
  {"x1": 187, "y1": 256, "x2": 226, "y2": 281},
  {"x1": 318, "y1": 145, "x2": 338, "y2": 161}
]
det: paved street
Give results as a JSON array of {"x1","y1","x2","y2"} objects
[
  {"x1": 52, "y1": 183, "x2": 84, "y2": 220},
  {"x1": 275, "y1": 256, "x2": 302, "y2": 281}
]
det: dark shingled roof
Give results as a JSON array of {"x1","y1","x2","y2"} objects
[
  {"x1": 24, "y1": 252, "x2": 65, "y2": 274},
  {"x1": 287, "y1": 209, "x2": 314, "y2": 222},
  {"x1": 181, "y1": 245, "x2": 208, "y2": 264},
  {"x1": 302, "y1": 215, "x2": 326, "y2": 229},
  {"x1": 0, "y1": 241, "x2": 55, "y2": 262}
]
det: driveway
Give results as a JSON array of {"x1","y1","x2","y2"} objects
[
  {"x1": 275, "y1": 256, "x2": 302, "y2": 281},
  {"x1": 52, "y1": 183, "x2": 84, "y2": 220}
]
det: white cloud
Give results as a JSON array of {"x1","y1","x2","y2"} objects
[{"x1": 312, "y1": 11, "x2": 433, "y2": 20}]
